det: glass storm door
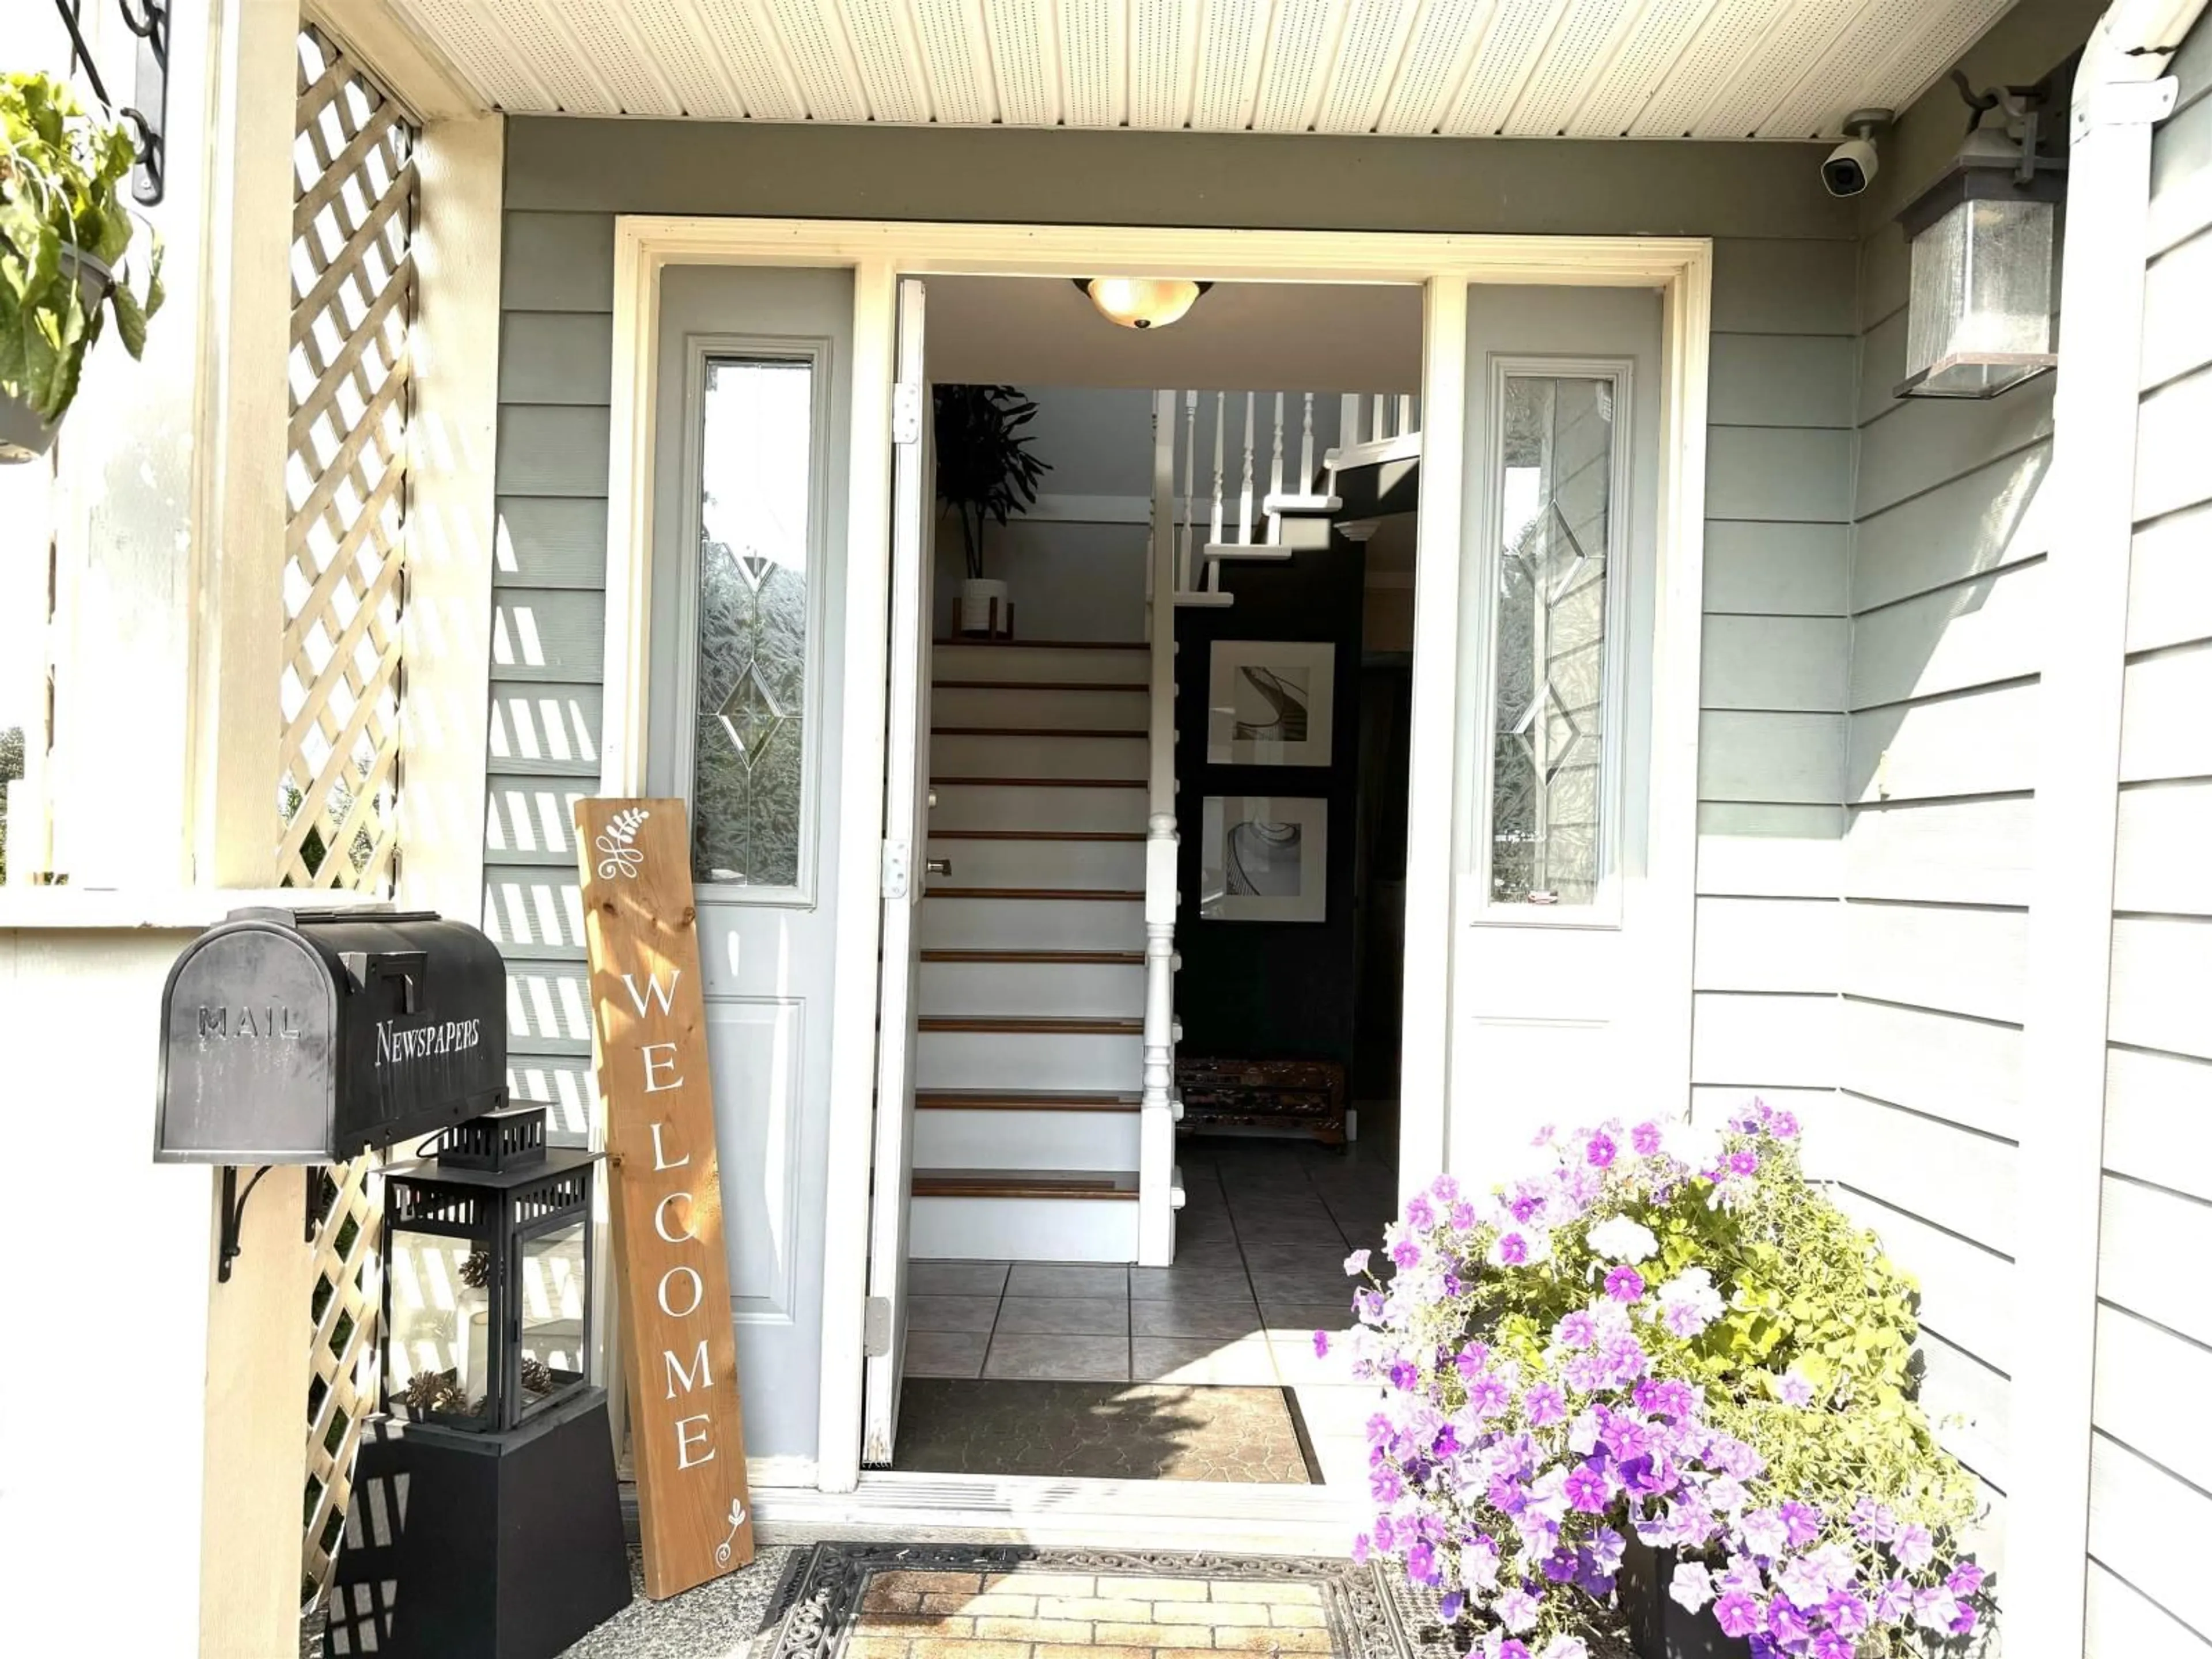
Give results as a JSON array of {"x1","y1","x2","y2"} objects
[
  {"x1": 1449, "y1": 286, "x2": 1666, "y2": 1179},
  {"x1": 642, "y1": 264, "x2": 854, "y2": 1463}
]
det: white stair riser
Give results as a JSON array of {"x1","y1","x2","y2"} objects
[
  {"x1": 918, "y1": 959, "x2": 1145, "y2": 1018},
  {"x1": 909, "y1": 1195, "x2": 1139, "y2": 1263},
  {"x1": 931, "y1": 733, "x2": 1147, "y2": 781},
  {"x1": 929, "y1": 784, "x2": 1146, "y2": 834},
  {"x1": 933, "y1": 645, "x2": 1146, "y2": 685},
  {"x1": 927, "y1": 836, "x2": 1143, "y2": 890},
  {"x1": 919, "y1": 897, "x2": 1143, "y2": 951},
  {"x1": 933, "y1": 686, "x2": 1149, "y2": 730},
  {"x1": 916, "y1": 1029, "x2": 1142, "y2": 1092},
  {"x1": 914, "y1": 1107, "x2": 1141, "y2": 1171}
]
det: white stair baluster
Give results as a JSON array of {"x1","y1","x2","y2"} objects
[
  {"x1": 1300, "y1": 392, "x2": 1315, "y2": 495},
  {"x1": 1237, "y1": 392, "x2": 1255, "y2": 548},
  {"x1": 1372, "y1": 392, "x2": 1387, "y2": 442},
  {"x1": 1340, "y1": 392, "x2": 1361, "y2": 450},
  {"x1": 1208, "y1": 392, "x2": 1226, "y2": 594},
  {"x1": 1397, "y1": 393, "x2": 1414, "y2": 437},
  {"x1": 1266, "y1": 392, "x2": 1284, "y2": 544},
  {"x1": 1180, "y1": 391, "x2": 1197, "y2": 594}
]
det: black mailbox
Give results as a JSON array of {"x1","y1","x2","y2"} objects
[{"x1": 156, "y1": 907, "x2": 508, "y2": 1164}]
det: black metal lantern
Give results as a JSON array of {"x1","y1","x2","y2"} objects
[{"x1": 381, "y1": 1103, "x2": 598, "y2": 1435}]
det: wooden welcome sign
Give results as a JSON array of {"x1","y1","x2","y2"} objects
[{"x1": 574, "y1": 798, "x2": 753, "y2": 1599}]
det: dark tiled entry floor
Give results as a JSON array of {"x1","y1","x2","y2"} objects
[{"x1": 897, "y1": 1138, "x2": 1396, "y2": 1486}]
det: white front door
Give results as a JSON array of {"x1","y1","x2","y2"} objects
[
  {"x1": 1446, "y1": 286, "x2": 1676, "y2": 1179},
  {"x1": 861, "y1": 278, "x2": 934, "y2": 1467},
  {"x1": 643, "y1": 264, "x2": 854, "y2": 1461}
]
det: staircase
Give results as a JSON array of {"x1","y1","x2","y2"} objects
[{"x1": 909, "y1": 639, "x2": 1159, "y2": 1263}]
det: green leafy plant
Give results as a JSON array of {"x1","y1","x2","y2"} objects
[
  {"x1": 1, "y1": 71, "x2": 164, "y2": 427},
  {"x1": 933, "y1": 384, "x2": 1050, "y2": 582}
]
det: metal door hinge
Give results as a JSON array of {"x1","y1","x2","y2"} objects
[
  {"x1": 863, "y1": 1296, "x2": 893, "y2": 1357},
  {"x1": 893, "y1": 382, "x2": 923, "y2": 445},
  {"x1": 881, "y1": 838, "x2": 911, "y2": 899}
]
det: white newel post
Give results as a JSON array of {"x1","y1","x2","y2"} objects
[{"x1": 1141, "y1": 392, "x2": 1182, "y2": 1264}]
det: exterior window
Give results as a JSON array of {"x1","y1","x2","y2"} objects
[
  {"x1": 691, "y1": 356, "x2": 815, "y2": 888},
  {"x1": 1486, "y1": 372, "x2": 1623, "y2": 910}
]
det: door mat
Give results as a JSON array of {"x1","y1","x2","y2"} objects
[
  {"x1": 755, "y1": 1541, "x2": 1454, "y2": 1658},
  {"x1": 894, "y1": 1379, "x2": 1315, "y2": 1483}
]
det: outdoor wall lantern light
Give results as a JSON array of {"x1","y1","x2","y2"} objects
[
  {"x1": 1895, "y1": 78, "x2": 2065, "y2": 399},
  {"x1": 1075, "y1": 276, "x2": 1212, "y2": 329}
]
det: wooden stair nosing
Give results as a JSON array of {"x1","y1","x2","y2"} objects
[
  {"x1": 917, "y1": 1090, "x2": 1141, "y2": 1113},
  {"x1": 933, "y1": 679, "x2": 1149, "y2": 693},
  {"x1": 930, "y1": 726, "x2": 1149, "y2": 740},
  {"x1": 911, "y1": 1168, "x2": 1140, "y2": 1200},
  {"x1": 931, "y1": 775, "x2": 1146, "y2": 789},
  {"x1": 926, "y1": 886, "x2": 1143, "y2": 902},
  {"x1": 921, "y1": 948, "x2": 1144, "y2": 965},
  {"x1": 928, "y1": 829, "x2": 1145, "y2": 842},
  {"x1": 917, "y1": 1014, "x2": 1143, "y2": 1034}
]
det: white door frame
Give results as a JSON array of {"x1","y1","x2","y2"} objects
[{"x1": 602, "y1": 217, "x2": 1711, "y2": 1503}]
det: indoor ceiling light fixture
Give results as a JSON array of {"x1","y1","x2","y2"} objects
[{"x1": 1074, "y1": 276, "x2": 1212, "y2": 329}]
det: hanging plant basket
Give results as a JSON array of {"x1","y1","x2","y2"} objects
[{"x1": 0, "y1": 248, "x2": 112, "y2": 464}]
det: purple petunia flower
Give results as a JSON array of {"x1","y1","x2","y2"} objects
[
  {"x1": 1586, "y1": 1132, "x2": 1619, "y2": 1169},
  {"x1": 1491, "y1": 1233, "x2": 1531, "y2": 1267},
  {"x1": 1947, "y1": 1561, "x2": 1986, "y2": 1597},
  {"x1": 1778, "y1": 1500, "x2": 1823, "y2": 1549},
  {"x1": 1728, "y1": 1148, "x2": 1760, "y2": 1177},
  {"x1": 1893, "y1": 1521, "x2": 1934, "y2": 1571},
  {"x1": 1343, "y1": 1248, "x2": 1372, "y2": 1276},
  {"x1": 1604, "y1": 1264, "x2": 1646, "y2": 1303},
  {"x1": 1370, "y1": 1464, "x2": 1403, "y2": 1504},
  {"x1": 1312, "y1": 1329, "x2": 1330, "y2": 1358},
  {"x1": 1406, "y1": 1540, "x2": 1438, "y2": 1584},
  {"x1": 1431, "y1": 1173, "x2": 1461, "y2": 1205},
  {"x1": 1555, "y1": 1309, "x2": 1598, "y2": 1349},
  {"x1": 1405, "y1": 1196, "x2": 1435, "y2": 1230},
  {"x1": 1712, "y1": 1592, "x2": 1763, "y2": 1639},
  {"x1": 1389, "y1": 1360, "x2": 1419, "y2": 1392},
  {"x1": 1562, "y1": 1463, "x2": 1611, "y2": 1513},
  {"x1": 1464, "y1": 1372, "x2": 1512, "y2": 1419},
  {"x1": 1770, "y1": 1109, "x2": 1801, "y2": 1139},
  {"x1": 1390, "y1": 1238, "x2": 1422, "y2": 1270},
  {"x1": 1810, "y1": 1630, "x2": 1854, "y2": 1659},
  {"x1": 1351, "y1": 1532, "x2": 1370, "y2": 1564},
  {"x1": 1525, "y1": 1382, "x2": 1568, "y2": 1427},
  {"x1": 1496, "y1": 1586, "x2": 1541, "y2": 1633},
  {"x1": 1450, "y1": 1201, "x2": 1477, "y2": 1230},
  {"x1": 1460, "y1": 1536, "x2": 1501, "y2": 1592},
  {"x1": 1740, "y1": 1508, "x2": 1789, "y2": 1558},
  {"x1": 1872, "y1": 1578, "x2": 1913, "y2": 1622},
  {"x1": 1437, "y1": 1590, "x2": 1464, "y2": 1622},
  {"x1": 1632, "y1": 1120, "x2": 1665, "y2": 1157}
]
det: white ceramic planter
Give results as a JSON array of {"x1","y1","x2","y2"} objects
[{"x1": 958, "y1": 577, "x2": 1010, "y2": 637}]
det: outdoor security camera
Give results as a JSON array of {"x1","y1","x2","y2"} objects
[{"x1": 1823, "y1": 109, "x2": 1892, "y2": 198}]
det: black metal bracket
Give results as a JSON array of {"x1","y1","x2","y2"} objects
[
  {"x1": 48, "y1": 0, "x2": 170, "y2": 206},
  {"x1": 217, "y1": 1164, "x2": 274, "y2": 1285}
]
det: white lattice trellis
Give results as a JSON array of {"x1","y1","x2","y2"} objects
[
  {"x1": 282, "y1": 24, "x2": 416, "y2": 892},
  {"x1": 286, "y1": 22, "x2": 416, "y2": 1608}
]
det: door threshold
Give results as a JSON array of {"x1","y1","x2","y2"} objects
[{"x1": 752, "y1": 1471, "x2": 1358, "y2": 1554}]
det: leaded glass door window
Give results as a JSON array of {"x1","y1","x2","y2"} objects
[
  {"x1": 688, "y1": 352, "x2": 821, "y2": 891},
  {"x1": 1480, "y1": 362, "x2": 1630, "y2": 916}
]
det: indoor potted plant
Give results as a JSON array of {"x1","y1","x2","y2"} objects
[
  {"x1": 1, "y1": 71, "x2": 163, "y2": 462},
  {"x1": 1335, "y1": 1101, "x2": 1995, "y2": 1658},
  {"x1": 933, "y1": 383, "x2": 1048, "y2": 637}
]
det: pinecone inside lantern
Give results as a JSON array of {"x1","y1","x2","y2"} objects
[
  {"x1": 457, "y1": 1248, "x2": 492, "y2": 1289},
  {"x1": 400, "y1": 1368, "x2": 465, "y2": 1416},
  {"x1": 521, "y1": 1356, "x2": 555, "y2": 1396}
]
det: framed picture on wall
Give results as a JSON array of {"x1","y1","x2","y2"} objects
[
  {"x1": 1206, "y1": 640, "x2": 1335, "y2": 767},
  {"x1": 1200, "y1": 796, "x2": 1328, "y2": 922}
]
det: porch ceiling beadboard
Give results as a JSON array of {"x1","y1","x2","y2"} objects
[{"x1": 381, "y1": 0, "x2": 2017, "y2": 140}]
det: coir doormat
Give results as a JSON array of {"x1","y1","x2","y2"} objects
[{"x1": 754, "y1": 1541, "x2": 1455, "y2": 1658}]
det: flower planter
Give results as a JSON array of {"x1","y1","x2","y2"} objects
[
  {"x1": 957, "y1": 576, "x2": 1012, "y2": 638},
  {"x1": 0, "y1": 248, "x2": 113, "y2": 464},
  {"x1": 1617, "y1": 1539, "x2": 1750, "y2": 1659}
]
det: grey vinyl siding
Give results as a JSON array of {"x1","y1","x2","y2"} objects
[
  {"x1": 2086, "y1": 16, "x2": 2212, "y2": 1655},
  {"x1": 1688, "y1": 238, "x2": 1855, "y2": 1126},
  {"x1": 486, "y1": 122, "x2": 1858, "y2": 1160},
  {"x1": 484, "y1": 207, "x2": 616, "y2": 1146}
]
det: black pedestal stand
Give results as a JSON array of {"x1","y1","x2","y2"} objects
[{"x1": 325, "y1": 1386, "x2": 632, "y2": 1659}]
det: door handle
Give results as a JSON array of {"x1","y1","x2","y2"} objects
[
  {"x1": 926, "y1": 791, "x2": 938, "y2": 810},
  {"x1": 925, "y1": 859, "x2": 952, "y2": 877}
]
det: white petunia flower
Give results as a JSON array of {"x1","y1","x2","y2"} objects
[{"x1": 1585, "y1": 1215, "x2": 1658, "y2": 1263}]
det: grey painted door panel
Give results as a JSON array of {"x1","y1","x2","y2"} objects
[{"x1": 645, "y1": 263, "x2": 857, "y2": 1464}]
